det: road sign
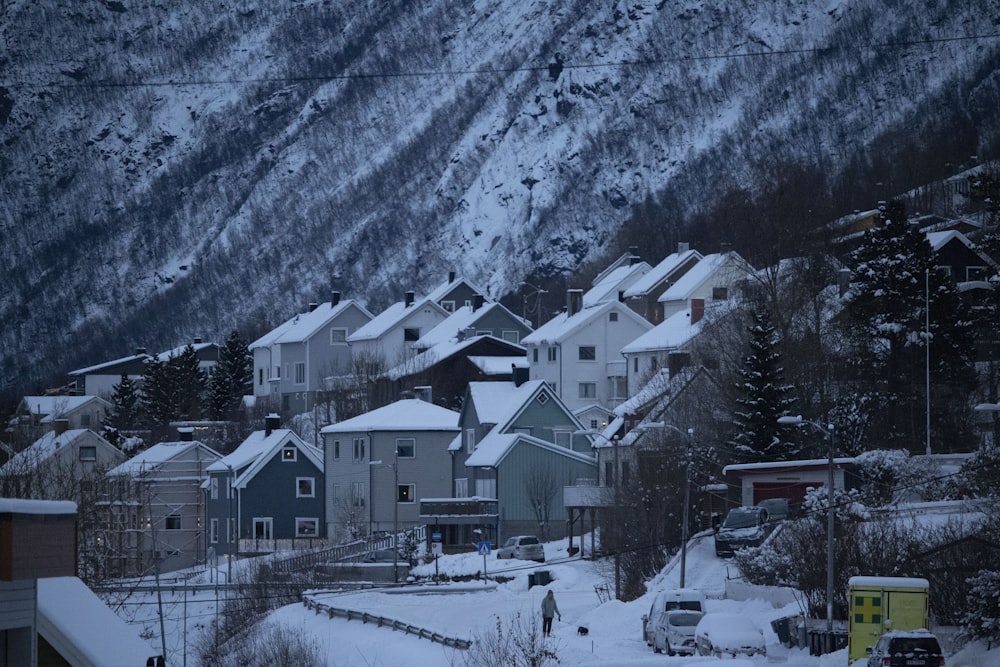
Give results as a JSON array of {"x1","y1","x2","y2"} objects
[
  {"x1": 477, "y1": 541, "x2": 491, "y2": 556},
  {"x1": 432, "y1": 532, "x2": 442, "y2": 542}
]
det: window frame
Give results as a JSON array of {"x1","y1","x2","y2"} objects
[
  {"x1": 403, "y1": 327, "x2": 420, "y2": 342},
  {"x1": 79, "y1": 446, "x2": 97, "y2": 462},
  {"x1": 210, "y1": 518, "x2": 219, "y2": 543},
  {"x1": 353, "y1": 437, "x2": 366, "y2": 463},
  {"x1": 578, "y1": 381, "x2": 597, "y2": 399},
  {"x1": 295, "y1": 517, "x2": 319, "y2": 537},
  {"x1": 330, "y1": 327, "x2": 348, "y2": 345},
  {"x1": 396, "y1": 437, "x2": 415, "y2": 458},
  {"x1": 294, "y1": 361, "x2": 306, "y2": 385},
  {"x1": 296, "y1": 477, "x2": 315, "y2": 498},
  {"x1": 547, "y1": 346, "x2": 557, "y2": 362},
  {"x1": 578, "y1": 345, "x2": 596, "y2": 361},
  {"x1": 397, "y1": 483, "x2": 416, "y2": 504},
  {"x1": 165, "y1": 514, "x2": 181, "y2": 530},
  {"x1": 282, "y1": 446, "x2": 297, "y2": 462}
]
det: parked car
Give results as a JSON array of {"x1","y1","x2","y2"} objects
[
  {"x1": 866, "y1": 629, "x2": 945, "y2": 667},
  {"x1": 756, "y1": 497, "x2": 790, "y2": 522},
  {"x1": 642, "y1": 588, "x2": 706, "y2": 645},
  {"x1": 714, "y1": 506, "x2": 771, "y2": 557},
  {"x1": 652, "y1": 609, "x2": 704, "y2": 656},
  {"x1": 694, "y1": 612, "x2": 766, "y2": 658},
  {"x1": 496, "y1": 535, "x2": 545, "y2": 562}
]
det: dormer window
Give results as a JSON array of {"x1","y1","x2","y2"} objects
[{"x1": 282, "y1": 446, "x2": 297, "y2": 462}]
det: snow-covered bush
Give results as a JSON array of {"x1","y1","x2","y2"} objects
[
  {"x1": 199, "y1": 617, "x2": 324, "y2": 667},
  {"x1": 853, "y1": 449, "x2": 952, "y2": 504},
  {"x1": 460, "y1": 611, "x2": 560, "y2": 667},
  {"x1": 961, "y1": 570, "x2": 1000, "y2": 648}
]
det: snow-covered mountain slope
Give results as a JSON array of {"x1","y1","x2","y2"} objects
[{"x1": 1, "y1": 0, "x2": 998, "y2": 393}]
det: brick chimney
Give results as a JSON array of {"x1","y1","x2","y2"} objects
[
  {"x1": 567, "y1": 289, "x2": 583, "y2": 317},
  {"x1": 264, "y1": 413, "x2": 281, "y2": 437},
  {"x1": 448, "y1": 271, "x2": 456, "y2": 283},
  {"x1": 53, "y1": 418, "x2": 69, "y2": 436},
  {"x1": 473, "y1": 294, "x2": 485, "y2": 310},
  {"x1": 405, "y1": 291, "x2": 415, "y2": 307},
  {"x1": 177, "y1": 426, "x2": 194, "y2": 442},
  {"x1": 678, "y1": 242, "x2": 690, "y2": 253},
  {"x1": 331, "y1": 291, "x2": 341, "y2": 306},
  {"x1": 690, "y1": 298, "x2": 705, "y2": 324}
]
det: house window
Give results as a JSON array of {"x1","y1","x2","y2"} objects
[
  {"x1": 284, "y1": 363, "x2": 290, "y2": 381},
  {"x1": 967, "y1": 266, "x2": 988, "y2": 281},
  {"x1": 210, "y1": 518, "x2": 219, "y2": 543},
  {"x1": 590, "y1": 419, "x2": 599, "y2": 429},
  {"x1": 294, "y1": 362, "x2": 305, "y2": 385},
  {"x1": 465, "y1": 428, "x2": 476, "y2": 453},
  {"x1": 396, "y1": 438, "x2": 415, "y2": 458},
  {"x1": 352, "y1": 482, "x2": 366, "y2": 507},
  {"x1": 404, "y1": 327, "x2": 420, "y2": 342},
  {"x1": 532, "y1": 348, "x2": 539, "y2": 362},
  {"x1": 296, "y1": 477, "x2": 315, "y2": 498},
  {"x1": 228, "y1": 518, "x2": 238, "y2": 543},
  {"x1": 259, "y1": 368, "x2": 264, "y2": 386},
  {"x1": 476, "y1": 478, "x2": 496, "y2": 499},
  {"x1": 332, "y1": 439, "x2": 340, "y2": 460},
  {"x1": 79, "y1": 446, "x2": 97, "y2": 462},
  {"x1": 605, "y1": 461, "x2": 614, "y2": 486},
  {"x1": 80, "y1": 414, "x2": 91, "y2": 426},
  {"x1": 330, "y1": 328, "x2": 347, "y2": 344},
  {"x1": 441, "y1": 300, "x2": 456, "y2": 312},
  {"x1": 397, "y1": 484, "x2": 415, "y2": 503},
  {"x1": 210, "y1": 477, "x2": 219, "y2": 500},
  {"x1": 502, "y1": 330, "x2": 520, "y2": 344},
  {"x1": 578, "y1": 382, "x2": 597, "y2": 399},
  {"x1": 296, "y1": 518, "x2": 319, "y2": 537},
  {"x1": 536, "y1": 392, "x2": 549, "y2": 405},
  {"x1": 165, "y1": 514, "x2": 181, "y2": 530},
  {"x1": 455, "y1": 478, "x2": 468, "y2": 498},
  {"x1": 578, "y1": 346, "x2": 596, "y2": 361},
  {"x1": 712, "y1": 286, "x2": 728, "y2": 300},
  {"x1": 609, "y1": 312, "x2": 618, "y2": 322},
  {"x1": 650, "y1": 357, "x2": 659, "y2": 371},
  {"x1": 554, "y1": 431, "x2": 572, "y2": 447},
  {"x1": 633, "y1": 357, "x2": 638, "y2": 373},
  {"x1": 547, "y1": 347, "x2": 557, "y2": 362},
  {"x1": 226, "y1": 476, "x2": 232, "y2": 500},
  {"x1": 282, "y1": 446, "x2": 297, "y2": 462},
  {"x1": 253, "y1": 517, "x2": 273, "y2": 540},
  {"x1": 353, "y1": 437, "x2": 366, "y2": 462}
]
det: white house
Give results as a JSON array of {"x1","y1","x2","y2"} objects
[
  {"x1": 658, "y1": 251, "x2": 753, "y2": 320},
  {"x1": 347, "y1": 292, "x2": 450, "y2": 370},
  {"x1": 582, "y1": 255, "x2": 652, "y2": 308},
  {"x1": 622, "y1": 245, "x2": 703, "y2": 324},
  {"x1": 522, "y1": 291, "x2": 653, "y2": 414},
  {"x1": 620, "y1": 303, "x2": 706, "y2": 398}
]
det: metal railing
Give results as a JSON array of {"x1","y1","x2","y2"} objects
[{"x1": 302, "y1": 597, "x2": 471, "y2": 649}]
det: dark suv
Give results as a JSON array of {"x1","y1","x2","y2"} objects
[
  {"x1": 714, "y1": 506, "x2": 770, "y2": 557},
  {"x1": 866, "y1": 630, "x2": 944, "y2": 667}
]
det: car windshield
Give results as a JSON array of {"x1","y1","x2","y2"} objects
[
  {"x1": 519, "y1": 537, "x2": 539, "y2": 545},
  {"x1": 667, "y1": 613, "x2": 703, "y2": 627},
  {"x1": 722, "y1": 509, "x2": 759, "y2": 529},
  {"x1": 890, "y1": 638, "x2": 940, "y2": 655}
]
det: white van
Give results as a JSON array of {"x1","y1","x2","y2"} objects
[{"x1": 642, "y1": 588, "x2": 707, "y2": 646}]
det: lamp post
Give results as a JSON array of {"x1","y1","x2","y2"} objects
[
  {"x1": 520, "y1": 281, "x2": 548, "y2": 327},
  {"x1": 778, "y1": 415, "x2": 836, "y2": 633},
  {"x1": 975, "y1": 402, "x2": 1000, "y2": 448},
  {"x1": 370, "y1": 454, "x2": 399, "y2": 583},
  {"x1": 658, "y1": 424, "x2": 695, "y2": 589}
]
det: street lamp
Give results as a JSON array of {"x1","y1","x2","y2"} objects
[
  {"x1": 370, "y1": 454, "x2": 399, "y2": 583},
  {"x1": 778, "y1": 415, "x2": 836, "y2": 633},
  {"x1": 520, "y1": 281, "x2": 548, "y2": 326},
  {"x1": 658, "y1": 424, "x2": 695, "y2": 589},
  {"x1": 975, "y1": 402, "x2": 1000, "y2": 448}
]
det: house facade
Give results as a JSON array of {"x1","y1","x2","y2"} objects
[
  {"x1": 522, "y1": 293, "x2": 653, "y2": 413},
  {"x1": 623, "y1": 245, "x2": 703, "y2": 324},
  {"x1": 15, "y1": 396, "x2": 112, "y2": 434},
  {"x1": 658, "y1": 251, "x2": 753, "y2": 320},
  {"x1": 204, "y1": 418, "x2": 325, "y2": 557},
  {"x1": 103, "y1": 439, "x2": 221, "y2": 577},
  {"x1": 320, "y1": 398, "x2": 460, "y2": 543},
  {"x1": 249, "y1": 293, "x2": 374, "y2": 413},
  {"x1": 347, "y1": 293, "x2": 450, "y2": 370},
  {"x1": 67, "y1": 352, "x2": 150, "y2": 399}
]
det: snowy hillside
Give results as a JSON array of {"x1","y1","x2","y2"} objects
[{"x1": 2, "y1": 0, "x2": 998, "y2": 394}]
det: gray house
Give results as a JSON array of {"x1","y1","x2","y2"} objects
[
  {"x1": 204, "y1": 417, "x2": 325, "y2": 558},
  {"x1": 320, "y1": 398, "x2": 460, "y2": 543},
  {"x1": 104, "y1": 438, "x2": 221, "y2": 577},
  {"x1": 433, "y1": 380, "x2": 596, "y2": 550}
]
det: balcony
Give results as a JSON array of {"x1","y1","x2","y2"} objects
[
  {"x1": 563, "y1": 479, "x2": 612, "y2": 508},
  {"x1": 419, "y1": 497, "x2": 499, "y2": 524}
]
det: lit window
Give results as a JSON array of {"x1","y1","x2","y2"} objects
[
  {"x1": 296, "y1": 518, "x2": 319, "y2": 537},
  {"x1": 282, "y1": 446, "x2": 297, "y2": 462},
  {"x1": 397, "y1": 484, "x2": 415, "y2": 503}
]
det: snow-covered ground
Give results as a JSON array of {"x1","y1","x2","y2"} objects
[{"x1": 111, "y1": 530, "x2": 1000, "y2": 666}]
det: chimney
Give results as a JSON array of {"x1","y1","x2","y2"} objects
[
  {"x1": 177, "y1": 426, "x2": 194, "y2": 442},
  {"x1": 414, "y1": 386, "x2": 433, "y2": 403},
  {"x1": 308, "y1": 302, "x2": 319, "y2": 312},
  {"x1": 53, "y1": 418, "x2": 69, "y2": 435},
  {"x1": 135, "y1": 347, "x2": 147, "y2": 355},
  {"x1": 463, "y1": 327, "x2": 476, "y2": 340},
  {"x1": 719, "y1": 242, "x2": 732, "y2": 254},
  {"x1": 331, "y1": 291, "x2": 341, "y2": 306},
  {"x1": 405, "y1": 291, "x2": 415, "y2": 307},
  {"x1": 690, "y1": 298, "x2": 705, "y2": 324},
  {"x1": 264, "y1": 413, "x2": 281, "y2": 437},
  {"x1": 192, "y1": 337, "x2": 203, "y2": 344},
  {"x1": 448, "y1": 271, "x2": 456, "y2": 283},
  {"x1": 473, "y1": 294, "x2": 485, "y2": 310},
  {"x1": 678, "y1": 242, "x2": 690, "y2": 254},
  {"x1": 618, "y1": 290, "x2": 625, "y2": 302},
  {"x1": 629, "y1": 247, "x2": 641, "y2": 265},
  {"x1": 513, "y1": 365, "x2": 529, "y2": 387},
  {"x1": 567, "y1": 289, "x2": 583, "y2": 317}
]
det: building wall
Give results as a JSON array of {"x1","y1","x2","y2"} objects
[
  {"x1": 240, "y1": 453, "x2": 325, "y2": 544},
  {"x1": 0, "y1": 580, "x2": 36, "y2": 666}
]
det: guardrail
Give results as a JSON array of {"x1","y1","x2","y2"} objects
[{"x1": 302, "y1": 597, "x2": 471, "y2": 650}]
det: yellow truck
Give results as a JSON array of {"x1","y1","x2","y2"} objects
[{"x1": 848, "y1": 576, "x2": 930, "y2": 663}]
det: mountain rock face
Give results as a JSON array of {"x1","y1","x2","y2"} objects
[{"x1": 2, "y1": 0, "x2": 998, "y2": 395}]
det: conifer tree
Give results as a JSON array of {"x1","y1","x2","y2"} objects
[
  {"x1": 140, "y1": 355, "x2": 176, "y2": 432},
  {"x1": 729, "y1": 309, "x2": 799, "y2": 463},
  {"x1": 172, "y1": 344, "x2": 207, "y2": 422},
  {"x1": 842, "y1": 200, "x2": 977, "y2": 451},
  {"x1": 209, "y1": 330, "x2": 251, "y2": 420},
  {"x1": 103, "y1": 371, "x2": 140, "y2": 445}
]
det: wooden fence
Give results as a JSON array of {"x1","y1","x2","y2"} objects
[{"x1": 302, "y1": 597, "x2": 471, "y2": 650}]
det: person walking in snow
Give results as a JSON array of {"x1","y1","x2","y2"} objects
[{"x1": 541, "y1": 590, "x2": 560, "y2": 637}]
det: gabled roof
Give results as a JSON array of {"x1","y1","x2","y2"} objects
[
  {"x1": 623, "y1": 249, "x2": 703, "y2": 298},
  {"x1": 107, "y1": 440, "x2": 221, "y2": 477},
  {"x1": 321, "y1": 398, "x2": 459, "y2": 433},
  {"x1": 414, "y1": 302, "x2": 529, "y2": 350},
  {"x1": 68, "y1": 353, "x2": 150, "y2": 376},
  {"x1": 521, "y1": 300, "x2": 653, "y2": 346},
  {"x1": 467, "y1": 356, "x2": 528, "y2": 376},
  {"x1": 38, "y1": 577, "x2": 155, "y2": 667},
  {"x1": 583, "y1": 261, "x2": 652, "y2": 307},
  {"x1": 249, "y1": 299, "x2": 373, "y2": 349},
  {"x1": 426, "y1": 275, "x2": 489, "y2": 304},
  {"x1": 18, "y1": 395, "x2": 109, "y2": 417},
  {"x1": 347, "y1": 297, "x2": 448, "y2": 342},
  {"x1": 383, "y1": 335, "x2": 525, "y2": 380},
  {"x1": 206, "y1": 429, "x2": 321, "y2": 488},
  {"x1": 464, "y1": 432, "x2": 594, "y2": 468},
  {"x1": 926, "y1": 230, "x2": 999, "y2": 266},
  {"x1": 2, "y1": 429, "x2": 116, "y2": 473},
  {"x1": 154, "y1": 341, "x2": 218, "y2": 361},
  {"x1": 465, "y1": 380, "x2": 545, "y2": 426},
  {"x1": 658, "y1": 252, "x2": 752, "y2": 302},
  {"x1": 614, "y1": 365, "x2": 717, "y2": 422},
  {"x1": 621, "y1": 307, "x2": 703, "y2": 354}
]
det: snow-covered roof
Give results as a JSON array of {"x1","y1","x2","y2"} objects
[
  {"x1": 249, "y1": 312, "x2": 300, "y2": 349},
  {"x1": 658, "y1": 252, "x2": 750, "y2": 302},
  {"x1": 38, "y1": 577, "x2": 155, "y2": 667},
  {"x1": 926, "y1": 229, "x2": 998, "y2": 266},
  {"x1": 522, "y1": 300, "x2": 651, "y2": 346},
  {"x1": 107, "y1": 441, "x2": 219, "y2": 477},
  {"x1": 321, "y1": 399, "x2": 459, "y2": 433},
  {"x1": 154, "y1": 341, "x2": 217, "y2": 361},
  {"x1": 414, "y1": 302, "x2": 528, "y2": 349},
  {"x1": 620, "y1": 307, "x2": 702, "y2": 354},
  {"x1": 19, "y1": 395, "x2": 106, "y2": 416},
  {"x1": 623, "y1": 250, "x2": 702, "y2": 298},
  {"x1": 848, "y1": 576, "x2": 929, "y2": 589},
  {"x1": 272, "y1": 300, "x2": 372, "y2": 345},
  {"x1": 0, "y1": 498, "x2": 77, "y2": 514},
  {"x1": 466, "y1": 380, "x2": 545, "y2": 426},
  {"x1": 347, "y1": 297, "x2": 446, "y2": 342},
  {"x1": 467, "y1": 355, "x2": 528, "y2": 375},
  {"x1": 68, "y1": 353, "x2": 150, "y2": 376},
  {"x1": 384, "y1": 335, "x2": 525, "y2": 380},
  {"x1": 464, "y1": 432, "x2": 594, "y2": 468},
  {"x1": 207, "y1": 429, "x2": 322, "y2": 487},
  {"x1": 2, "y1": 429, "x2": 96, "y2": 472},
  {"x1": 722, "y1": 457, "x2": 856, "y2": 474},
  {"x1": 583, "y1": 261, "x2": 651, "y2": 307},
  {"x1": 425, "y1": 275, "x2": 489, "y2": 304}
]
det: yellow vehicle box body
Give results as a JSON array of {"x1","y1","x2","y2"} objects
[{"x1": 848, "y1": 575, "x2": 929, "y2": 662}]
